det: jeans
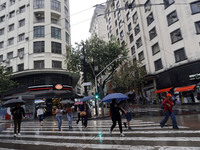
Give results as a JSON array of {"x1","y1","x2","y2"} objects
[
  {"x1": 14, "y1": 119, "x2": 22, "y2": 134},
  {"x1": 67, "y1": 113, "x2": 73, "y2": 127},
  {"x1": 56, "y1": 116, "x2": 62, "y2": 131},
  {"x1": 160, "y1": 111, "x2": 178, "y2": 128}
]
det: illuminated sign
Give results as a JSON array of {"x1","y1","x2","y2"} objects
[
  {"x1": 189, "y1": 73, "x2": 200, "y2": 80},
  {"x1": 55, "y1": 84, "x2": 63, "y2": 90}
]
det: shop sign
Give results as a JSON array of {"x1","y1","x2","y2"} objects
[
  {"x1": 189, "y1": 73, "x2": 200, "y2": 80},
  {"x1": 55, "y1": 84, "x2": 63, "y2": 90}
]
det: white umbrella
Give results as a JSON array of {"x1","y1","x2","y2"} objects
[{"x1": 60, "y1": 99, "x2": 74, "y2": 104}]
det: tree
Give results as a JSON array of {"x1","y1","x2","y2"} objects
[
  {"x1": 66, "y1": 35, "x2": 128, "y2": 96},
  {"x1": 0, "y1": 65, "x2": 16, "y2": 102},
  {"x1": 111, "y1": 60, "x2": 147, "y2": 96}
]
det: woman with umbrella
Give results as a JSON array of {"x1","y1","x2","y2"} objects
[
  {"x1": 80, "y1": 101, "x2": 89, "y2": 129},
  {"x1": 109, "y1": 99, "x2": 125, "y2": 137},
  {"x1": 37, "y1": 105, "x2": 45, "y2": 126},
  {"x1": 11, "y1": 103, "x2": 25, "y2": 137},
  {"x1": 65, "y1": 103, "x2": 74, "y2": 129}
]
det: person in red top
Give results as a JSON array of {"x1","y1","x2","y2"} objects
[{"x1": 160, "y1": 93, "x2": 179, "y2": 129}]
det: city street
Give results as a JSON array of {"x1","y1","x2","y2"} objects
[{"x1": 0, "y1": 112, "x2": 200, "y2": 150}]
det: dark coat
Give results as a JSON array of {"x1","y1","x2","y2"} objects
[{"x1": 11, "y1": 106, "x2": 25, "y2": 120}]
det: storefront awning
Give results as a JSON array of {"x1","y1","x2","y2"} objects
[
  {"x1": 154, "y1": 87, "x2": 173, "y2": 94},
  {"x1": 174, "y1": 85, "x2": 196, "y2": 93}
]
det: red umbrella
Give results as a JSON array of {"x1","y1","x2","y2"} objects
[{"x1": 74, "y1": 102, "x2": 83, "y2": 105}]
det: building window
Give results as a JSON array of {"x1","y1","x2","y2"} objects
[
  {"x1": 18, "y1": 33, "x2": 25, "y2": 42},
  {"x1": 144, "y1": 0, "x2": 151, "y2": 12},
  {"x1": 18, "y1": 48, "x2": 24, "y2": 57},
  {"x1": 8, "y1": 24, "x2": 14, "y2": 31},
  {"x1": 34, "y1": 26, "x2": 45, "y2": 38},
  {"x1": 7, "y1": 52, "x2": 13, "y2": 59},
  {"x1": 147, "y1": 12, "x2": 154, "y2": 26},
  {"x1": 170, "y1": 29, "x2": 182, "y2": 43},
  {"x1": 132, "y1": 12, "x2": 138, "y2": 24},
  {"x1": 0, "y1": 3, "x2": 6, "y2": 11},
  {"x1": 34, "y1": 41, "x2": 44, "y2": 53},
  {"x1": 115, "y1": 20, "x2": 117, "y2": 27},
  {"x1": 65, "y1": 19, "x2": 69, "y2": 31},
  {"x1": 65, "y1": 7, "x2": 69, "y2": 17},
  {"x1": 195, "y1": 21, "x2": 200, "y2": 34},
  {"x1": 190, "y1": 1, "x2": 200, "y2": 14},
  {"x1": 149, "y1": 27, "x2": 157, "y2": 40},
  {"x1": 18, "y1": 64, "x2": 24, "y2": 71},
  {"x1": 0, "y1": 15, "x2": 5, "y2": 23},
  {"x1": 34, "y1": 60, "x2": 44, "y2": 69},
  {"x1": 19, "y1": 5, "x2": 25, "y2": 13},
  {"x1": 0, "y1": 55, "x2": 3, "y2": 62},
  {"x1": 163, "y1": 0, "x2": 174, "y2": 9},
  {"x1": 152, "y1": 43, "x2": 160, "y2": 55},
  {"x1": 0, "y1": 28, "x2": 4, "y2": 35},
  {"x1": 119, "y1": 20, "x2": 123, "y2": 28},
  {"x1": 7, "y1": 67, "x2": 13, "y2": 72},
  {"x1": 10, "y1": 0, "x2": 15, "y2": 6},
  {"x1": 51, "y1": 42, "x2": 61, "y2": 54},
  {"x1": 51, "y1": 0, "x2": 61, "y2": 12},
  {"x1": 33, "y1": 0, "x2": 44, "y2": 9},
  {"x1": 66, "y1": 32, "x2": 69, "y2": 44},
  {"x1": 52, "y1": 60, "x2": 62, "y2": 69},
  {"x1": 138, "y1": 51, "x2": 145, "y2": 61},
  {"x1": 120, "y1": 30, "x2": 124, "y2": 38},
  {"x1": 134, "y1": 24, "x2": 140, "y2": 36},
  {"x1": 136, "y1": 37, "x2": 142, "y2": 48},
  {"x1": 154, "y1": 59, "x2": 163, "y2": 71},
  {"x1": 126, "y1": 12, "x2": 130, "y2": 21},
  {"x1": 51, "y1": 18, "x2": 58, "y2": 25},
  {"x1": 167, "y1": 11, "x2": 178, "y2": 26},
  {"x1": 128, "y1": 23, "x2": 132, "y2": 31},
  {"x1": 19, "y1": 19, "x2": 25, "y2": 27},
  {"x1": 131, "y1": 45, "x2": 135, "y2": 55},
  {"x1": 9, "y1": 11, "x2": 15, "y2": 18},
  {"x1": 8, "y1": 37, "x2": 14, "y2": 45},
  {"x1": 0, "y1": 41, "x2": 4, "y2": 49},
  {"x1": 129, "y1": 34, "x2": 134, "y2": 43},
  {"x1": 51, "y1": 27, "x2": 61, "y2": 39},
  {"x1": 174, "y1": 48, "x2": 187, "y2": 63}
]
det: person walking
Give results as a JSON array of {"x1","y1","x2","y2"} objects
[
  {"x1": 160, "y1": 93, "x2": 179, "y2": 129},
  {"x1": 110, "y1": 99, "x2": 125, "y2": 137},
  {"x1": 65, "y1": 103, "x2": 74, "y2": 129},
  {"x1": 120, "y1": 100, "x2": 132, "y2": 130},
  {"x1": 11, "y1": 103, "x2": 25, "y2": 137},
  {"x1": 56, "y1": 104, "x2": 63, "y2": 131},
  {"x1": 37, "y1": 106, "x2": 44, "y2": 126},
  {"x1": 76, "y1": 104, "x2": 83, "y2": 125},
  {"x1": 80, "y1": 101, "x2": 89, "y2": 129}
]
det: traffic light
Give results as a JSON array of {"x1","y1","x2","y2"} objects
[{"x1": 94, "y1": 93, "x2": 99, "y2": 99}]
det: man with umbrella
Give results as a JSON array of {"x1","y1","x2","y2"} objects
[{"x1": 11, "y1": 103, "x2": 25, "y2": 137}]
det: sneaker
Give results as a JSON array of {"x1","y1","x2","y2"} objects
[
  {"x1": 17, "y1": 133, "x2": 21, "y2": 136},
  {"x1": 120, "y1": 133, "x2": 125, "y2": 137},
  {"x1": 109, "y1": 130, "x2": 112, "y2": 136},
  {"x1": 160, "y1": 123, "x2": 164, "y2": 128},
  {"x1": 124, "y1": 122, "x2": 127, "y2": 128},
  {"x1": 173, "y1": 127, "x2": 179, "y2": 129},
  {"x1": 128, "y1": 127, "x2": 132, "y2": 130},
  {"x1": 13, "y1": 134, "x2": 17, "y2": 137},
  {"x1": 76, "y1": 121, "x2": 79, "y2": 124}
]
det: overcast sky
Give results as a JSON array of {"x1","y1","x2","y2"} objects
[{"x1": 69, "y1": 0, "x2": 106, "y2": 47}]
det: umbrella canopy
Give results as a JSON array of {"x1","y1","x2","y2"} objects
[
  {"x1": 60, "y1": 99, "x2": 74, "y2": 104},
  {"x1": 2, "y1": 99, "x2": 26, "y2": 107},
  {"x1": 36, "y1": 104, "x2": 46, "y2": 108},
  {"x1": 80, "y1": 96, "x2": 94, "y2": 102},
  {"x1": 34, "y1": 100, "x2": 45, "y2": 104},
  {"x1": 74, "y1": 102, "x2": 83, "y2": 105},
  {"x1": 101, "y1": 93, "x2": 129, "y2": 103}
]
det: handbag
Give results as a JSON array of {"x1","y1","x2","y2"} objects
[{"x1": 80, "y1": 111, "x2": 86, "y2": 117}]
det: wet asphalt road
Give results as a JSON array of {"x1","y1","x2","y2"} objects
[{"x1": 0, "y1": 105, "x2": 200, "y2": 150}]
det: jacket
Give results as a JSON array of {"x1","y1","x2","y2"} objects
[
  {"x1": 162, "y1": 97, "x2": 174, "y2": 113},
  {"x1": 11, "y1": 106, "x2": 25, "y2": 120}
]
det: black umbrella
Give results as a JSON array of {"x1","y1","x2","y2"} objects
[{"x1": 2, "y1": 99, "x2": 25, "y2": 107}]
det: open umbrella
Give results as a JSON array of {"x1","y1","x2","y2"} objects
[
  {"x1": 74, "y1": 102, "x2": 83, "y2": 105},
  {"x1": 80, "y1": 96, "x2": 94, "y2": 102},
  {"x1": 60, "y1": 99, "x2": 74, "y2": 104},
  {"x1": 101, "y1": 93, "x2": 128, "y2": 103},
  {"x1": 125, "y1": 91, "x2": 134, "y2": 96},
  {"x1": 2, "y1": 99, "x2": 25, "y2": 107}
]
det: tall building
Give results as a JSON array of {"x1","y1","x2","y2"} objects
[
  {"x1": 0, "y1": 0, "x2": 80, "y2": 113},
  {"x1": 104, "y1": 0, "x2": 200, "y2": 103}
]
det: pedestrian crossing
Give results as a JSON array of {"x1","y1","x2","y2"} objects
[{"x1": 0, "y1": 117, "x2": 200, "y2": 150}]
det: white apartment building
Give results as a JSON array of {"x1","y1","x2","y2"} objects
[
  {"x1": 104, "y1": 0, "x2": 200, "y2": 103},
  {"x1": 0, "y1": 0, "x2": 80, "y2": 113},
  {"x1": 89, "y1": 4, "x2": 109, "y2": 42}
]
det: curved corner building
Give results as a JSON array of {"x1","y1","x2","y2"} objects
[{"x1": 0, "y1": 0, "x2": 79, "y2": 114}]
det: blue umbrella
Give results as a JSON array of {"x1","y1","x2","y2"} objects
[
  {"x1": 101, "y1": 93, "x2": 128, "y2": 103},
  {"x1": 80, "y1": 96, "x2": 94, "y2": 102}
]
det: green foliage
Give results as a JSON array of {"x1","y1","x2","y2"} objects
[
  {"x1": 111, "y1": 60, "x2": 147, "y2": 94},
  {"x1": 0, "y1": 65, "x2": 16, "y2": 96}
]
